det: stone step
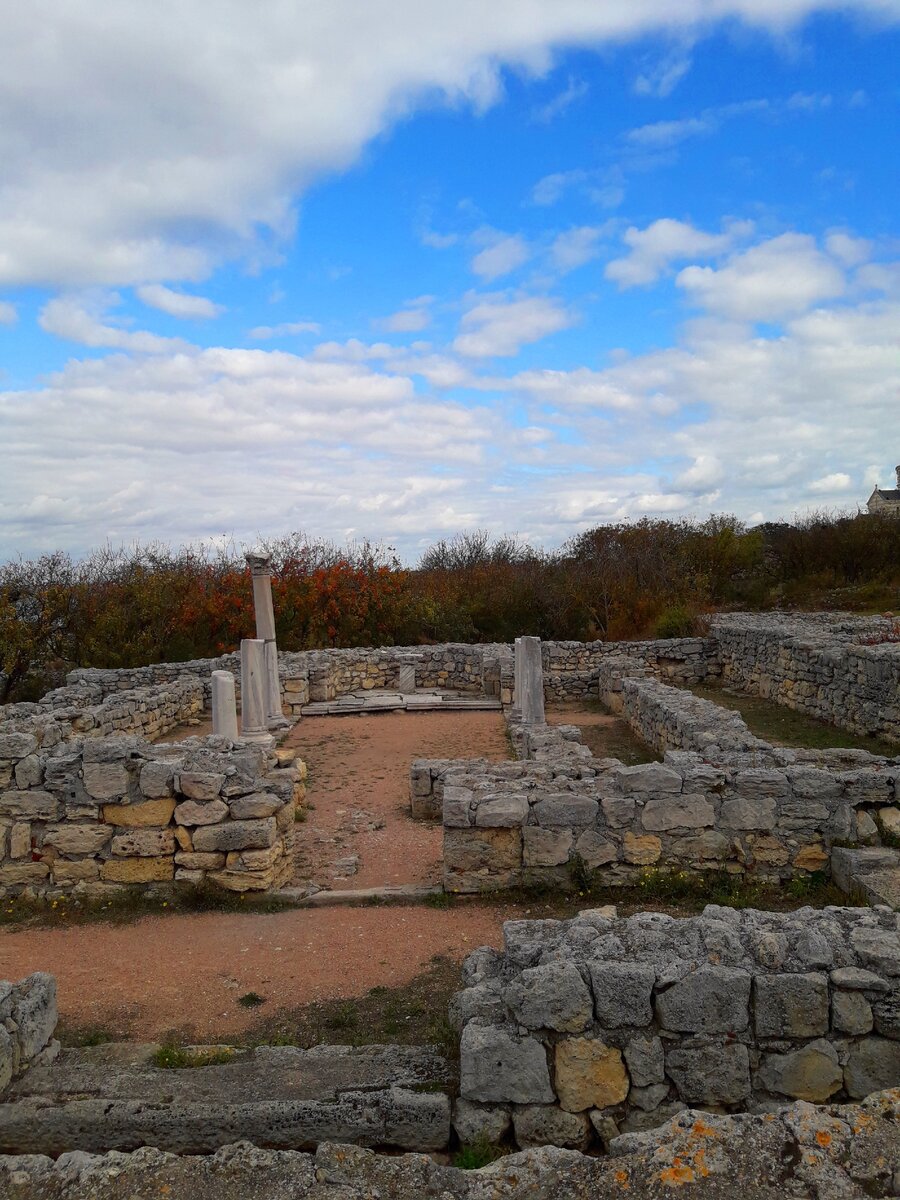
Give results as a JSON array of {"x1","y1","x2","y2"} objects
[
  {"x1": 301, "y1": 694, "x2": 502, "y2": 716},
  {"x1": 0, "y1": 1043, "x2": 451, "y2": 1155}
]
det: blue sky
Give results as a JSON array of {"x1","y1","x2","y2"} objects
[{"x1": 1, "y1": 1, "x2": 899, "y2": 561}]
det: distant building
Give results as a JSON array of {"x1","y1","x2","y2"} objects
[{"x1": 867, "y1": 466, "x2": 900, "y2": 515}]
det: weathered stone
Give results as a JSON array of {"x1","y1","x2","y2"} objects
[
  {"x1": 793, "y1": 843, "x2": 829, "y2": 871},
  {"x1": 15, "y1": 755, "x2": 43, "y2": 789},
  {"x1": 759, "y1": 1040, "x2": 842, "y2": 1102},
  {"x1": 103, "y1": 798, "x2": 177, "y2": 827},
  {"x1": 138, "y1": 762, "x2": 177, "y2": 798},
  {"x1": 444, "y1": 828, "x2": 521, "y2": 874},
  {"x1": 0, "y1": 790, "x2": 59, "y2": 820},
  {"x1": 227, "y1": 792, "x2": 282, "y2": 820},
  {"x1": 43, "y1": 824, "x2": 114, "y2": 855},
  {"x1": 666, "y1": 1041, "x2": 751, "y2": 1105},
  {"x1": 554, "y1": 1038, "x2": 629, "y2": 1113},
  {"x1": 82, "y1": 762, "x2": 129, "y2": 800},
  {"x1": 832, "y1": 990, "x2": 873, "y2": 1035},
  {"x1": 513, "y1": 1104, "x2": 591, "y2": 1149},
  {"x1": 522, "y1": 827, "x2": 573, "y2": 867},
  {"x1": 174, "y1": 799, "x2": 230, "y2": 826},
  {"x1": 452, "y1": 1099, "x2": 510, "y2": 1146},
  {"x1": 623, "y1": 1035, "x2": 665, "y2": 1087},
  {"x1": 856, "y1": 810, "x2": 881, "y2": 845},
  {"x1": 101, "y1": 857, "x2": 174, "y2": 883},
  {"x1": 830, "y1": 966, "x2": 889, "y2": 992},
  {"x1": 589, "y1": 962, "x2": 655, "y2": 1028},
  {"x1": 573, "y1": 830, "x2": 617, "y2": 868},
  {"x1": 208, "y1": 868, "x2": 275, "y2": 892},
  {"x1": 844, "y1": 1037, "x2": 900, "y2": 1098},
  {"x1": 878, "y1": 806, "x2": 900, "y2": 838},
  {"x1": 600, "y1": 795, "x2": 635, "y2": 828},
  {"x1": 872, "y1": 995, "x2": 900, "y2": 1039},
  {"x1": 504, "y1": 962, "x2": 593, "y2": 1033},
  {"x1": 442, "y1": 785, "x2": 474, "y2": 829},
  {"x1": 475, "y1": 795, "x2": 529, "y2": 827},
  {"x1": 52, "y1": 860, "x2": 100, "y2": 884},
  {"x1": 754, "y1": 973, "x2": 829, "y2": 1039},
  {"x1": 0, "y1": 862, "x2": 49, "y2": 884},
  {"x1": 629, "y1": 1083, "x2": 669, "y2": 1111},
  {"x1": 749, "y1": 836, "x2": 790, "y2": 866},
  {"x1": 0, "y1": 732, "x2": 38, "y2": 758},
  {"x1": 851, "y1": 926, "x2": 900, "y2": 976},
  {"x1": 111, "y1": 827, "x2": 176, "y2": 857},
  {"x1": 174, "y1": 851, "x2": 226, "y2": 870},
  {"x1": 615, "y1": 763, "x2": 682, "y2": 794},
  {"x1": 178, "y1": 772, "x2": 226, "y2": 800},
  {"x1": 532, "y1": 796, "x2": 599, "y2": 827},
  {"x1": 642, "y1": 794, "x2": 715, "y2": 832},
  {"x1": 655, "y1": 966, "x2": 750, "y2": 1034},
  {"x1": 9, "y1": 821, "x2": 31, "y2": 858},
  {"x1": 622, "y1": 833, "x2": 661, "y2": 865},
  {"x1": 719, "y1": 796, "x2": 776, "y2": 830},
  {"x1": 670, "y1": 830, "x2": 730, "y2": 860},
  {"x1": 459, "y1": 1025, "x2": 553, "y2": 1104}
]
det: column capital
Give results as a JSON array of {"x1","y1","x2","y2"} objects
[{"x1": 245, "y1": 550, "x2": 274, "y2": 576}]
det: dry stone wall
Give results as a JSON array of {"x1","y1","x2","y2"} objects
[
  {"x1": 0, "y1": 974, "x2": 57, "y2": 1095},
  {"x1": 453, "y1": 905, "x2": 900, "y2": 1151}
]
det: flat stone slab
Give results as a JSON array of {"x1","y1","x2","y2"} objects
[
  {"x1": 302, "y1": 691, "x2": 501, "y2": 716},
  {"x1": 0, "y1": 1043, "x2": 452, "y2": 1155}
]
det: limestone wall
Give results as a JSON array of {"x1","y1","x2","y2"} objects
[
  {"x1": 453, "y1": 905, "x2": 900, "y2": 1151},
  {"x1": 0, "y1": 730, "x2": 305, "y2": 898},
  {"x1": 712, "y1": 613, "x2": 900, "y2": 743},
  {"x1": 0, "y1": 974, "x2": 57, "y2": 1095}
]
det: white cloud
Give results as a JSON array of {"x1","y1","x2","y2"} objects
[
  {"x1": 532, "y1": 75, "x2": 589, "y2": 123},
  {"x1": 550, "y1": 226, "x2": 604, "y2": 273},
  {"x1": 633, "y1": 42, "x2": 694, "y2": 97},
  {"x1": 2, "y1": 1, "x2": 895, "y2": 288},
  {"x1": 0, "y1": 300, "x2": 17, "y2": 325},
  {"x1": 453, "y1": 293, "x2": 573, "y2": 358},
  {"x1": 470, "y1": 234, "x2": 531, "y2": 281},
  {"x1": 675, "y1": 455, "x2": 726, "y2": 491},
  {"x1": 39, "y1": 294, "x2": 189, "y2": 353},
  {"x1": 677, "y1": 233, "x2": 846, "y2": 321},
  {"x1": 605, "y1": 219, "x2": 750, "y2": 288},
  {"x1": 249, "y1": 321, "x2": 322, "y2": 339},
  {"x1": 626, "y1": 116, "x2": 714, "y2": 149},
  {"x1": 136, "y1": 284, "x2": 224, "y2": 319},
  {"x1": 825, "y1": 230, "x2": 872, "y2": 267},
  {"x1": 374, "y1": 297, "x2": 433, "y2": 332},
  {"x1": 808, "y1": 471, "x2": 852, "y2": 493},
  {"x1": 530, "y1": 169, "x2": 589, "y2": 207}
]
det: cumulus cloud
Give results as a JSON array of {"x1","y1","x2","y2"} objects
[
  {"x1": 2, "y1": 0, "x2": 895, "y2": 288},
  {"x1": 605, "y1": 219, "x2": 751, "y2": 288},
  {"x1": 808, "y1": 471, "x2": 853, "y2": 493},
  {"x1": 550, "y1": 226, "x2": 604, "y2": 273},
  {"x1": 136, "y1": 284, "x2": 224, "y2": 319},
  {"x1": 453, "y1": 293, "x2": 574, "y2": 357},
  {"x1": 0, "y1": 300, "x2": 17, "y2": 325},
  {"x1": 676, "y1": 233, "x2": 847, "y2": 321},
  {"x1": 248, "y1": 321, "x2": 323, "y2": 339},
  {"x1": 470, "y1": 234, "x2": 531, "y2": 281},
  {"x1": 373, "y1": 297, "x2": 434, "y2": 332},
  {"x1": 39, "y1": 294, "x2": 189, "y2": 353}
]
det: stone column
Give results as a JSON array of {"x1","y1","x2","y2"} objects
[
  {"x1": 240, "y1": 639, "x2": 273, "y2": 746},
  {"x1": 211, "y1": 670, "x2": 239, "y2": 740},
  {"x1": 515, "y1": 635, "x2": 546, "y2": 725},
  {"x1": 245, "y1": 551, "x2": 288, "y2": 729}
]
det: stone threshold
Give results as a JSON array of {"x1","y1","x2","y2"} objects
[
  {"x1": 275, "y1": 884, "x2": 443, "y2": 907},
  {"x1": 302, "y1": 691, "x2": 502, "y2": 716}
]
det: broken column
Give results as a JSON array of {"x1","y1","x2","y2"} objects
[
  {"x1": 240, "y1": 638, "x2": 273, "y2": 746},
  {"x1": 211, "y1": 670, "x2": 239, "y2": 740},
  {"x1": 245, "y1": 551, "x2": 288, "y2": 728},
  {"x1": 514, "y1": 635, "x2": 546, "y2": 725}
]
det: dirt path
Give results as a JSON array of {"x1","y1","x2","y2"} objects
[
  {"x1": 0, "y1": 904, "x2": 517, "y2": 1042},
  {"x1": 284, "y1": 710, "x2": 509, "y2": 889}
]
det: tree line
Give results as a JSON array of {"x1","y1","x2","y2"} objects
[{"x1": 2, "y1": 511, "x2": 899, "y2": 703}]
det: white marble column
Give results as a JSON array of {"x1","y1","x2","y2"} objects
[
  {"x1": 240, "y1": 638, "x2": 273, "y2": 746},
  {"x1": 246, "y1": 551, "x2": 288, "y2": 729},
  {"x1": 211, "y1": 670, "x2": 239, "y2": 740},
  {"x1": 515, "y1": 635, "x2": 546, "y2": 725}
]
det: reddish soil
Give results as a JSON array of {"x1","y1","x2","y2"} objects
[{"x1": 284, "y1": 710, "x2": 510, "y2": 889}]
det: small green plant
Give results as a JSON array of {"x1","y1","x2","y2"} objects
[
  {"x1": 453, "y1": 1137, "x2": 507, "y2": 1170},
  {"x1": 423, "y1": 890, "x2": 455, "y2": 909},
  {"x1": 568, "y1": 853, "x2": 594, "y2": 892},
  {"x1": 152, "y1": 1043, "x2": 235, "y2": 1069},
  {"x1": 655, "y1": 605, "x2": 700, "y2": 639},
  {"x1": 326, "y1": 1001, "x2": 358, "y2": 1030},
  {"x1": 294, "y1": 808, "x2": 307, "y2": 822},
  {"x1": 238, "y1": 992, "x2": 266, "y2": 1008}
]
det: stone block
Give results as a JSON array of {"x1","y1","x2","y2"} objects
[
  {"x1": 878, "y1": 806, "x2": 900, "y2": 838},
  {"x1": 554, "y1": 1038, "x2": 629, "y2": 1113},
  {"x1": 192, "y1": 818, "x2": 277, "y2": 853},
  {"x1": 832, "y1": 990, "x2": 873, "y2": 1035},
  {"x1": 174, "y1": 826, "x2": 192, "y2": 851},
  {"x1": 759, "y1": 1040, "x2": 842, "y2": 1102},
  {"x1": 666, "y1": 1041, "x2": 751, "y2": 1105},
  {"x1": 174, "y1": 851, "x2": 226, "y2": 870},
  {"x1": 475, "y1": 795, "x2": 529, "y2": 828},
  {"x1": 175, "y1": 868, "x2": 205, "y2": 885},
  {"x1": 589, "y1": 962, "x2": 655, "y2": 1028},
  {"x1": 641, "y1": 794, "x2": 715, "y2": 832},
  {"x1": 173, "y1": 799, "x2": 230, "y2": 826},
  {"x1": 138, "y1": 762, "x2": 176, "y2": 798},
  {"x1": 459, "y1": 1024, "x2": 554, "y2": 1104},
  {"x1": 830, "y1": 967, "x2": 889, "y2": 992},
  {"x1": 574, "y1": 830, "x2": 617, "y2": 868},
  {"x1": 622, "y1": 833, "x2": 661, "y2": 865},
  {"x1": 52, "y1": 860, "x2": 100, "y2": 884},
  {"x1": 623, "y1": 1035, "x2": 665, "y2": 1087},
  {"x1": 0, "y1": 862, "x2": 49, "y2": 885},
  {"x1": 82, "y1": 762, "x2": 129, "y2": 800},
  {"x1": 102, "y1": 798, "x2": 177, "y2": 827},
  {"x1": 533, "y1": 796, "x2": 599, "y2": 827},
  {"x1": 11, "y1": 973, "x2": 57, "y2": 1061},
  {"x1": 844, "y1": 1037, "x2": 900, "y2": 1099},
  {"x1": 442, "y1": 786, "x2": 474, "y2": 828},
  {"x1": 443, "y1": 828, "x2": 521, "y2": 874},
  {"x1": 655, "y1": 965, "x2": 750, "y2": 1034},
  {"x1": 178, "y1": 772, "x2": 226, "y2": 800},
  {"x1": 504, "y1": 962, "x2": 593, "y2": 1033},
  {"x1": 0, "y1": 733, "x2": 38, "y2": 758},
  {"x1": 523, "y1": 827, "x2": 573, "y2": 867},
  {"x1": 512, "y1": 1104, "x2": 591, "y2": 1149},
  {"x1": 629, "y1": 1083, "x2": 669, "y2": 1111},
  {"x1": 226, "y1": 791, "x2": 283, "y2": 820},
  {"x1": 614, "y1": 763, "x2": 682, "y2": 794},
  {"x1": 850, "y1": 926, "x2": 900, "y2": 976},
  {"x1": 43, "y1": 824, "x2": 114, "y2": 856},
  {"x1": 14, "y1": 755, "x2": 43, "y2": 789},
  {"x1": 754, "y1": 973, "x2": 829, "y2": 1039},
  {"x1": 670, "y1": 831, "x2": 730, "y2": 860},
  {"x1": 0, "y1": 790, "x2": 59, "y2": 820},
  {"x1": 793, "y1": 843, "x2": 828, "y2": 871},
  {"x1": 872, "y1": 996, "x2": 900, "y2": 1039},
  {"x1": 452, "y1": 1099, "x2": 510, "y2": 1146},
  {"x1": 600, "y1": 795, "x2": 635, "y2": 828},
  {"x1": 101, "y1": 857, "x2": 174, "y2": 883},
  {"x1": 731, "y1": 769, "x2": 789, "y2": 801},
  {"x1": 208, "y1": 868, "x2": 275, "y2": 891},
  {"x1": 9, "y1": 822, "x2": 31, "y2": 859},
  {"x1": 748, "y1": 836, "x2": 790, "y2": 866},
  {"x1": 719, "y1": 796, "x2": 777, "y2": 830},
  {"x1": 111, "y1": 827, "x2": 176, "y2": 857}
]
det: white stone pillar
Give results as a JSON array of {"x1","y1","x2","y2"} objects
[
  {"x1": 240, "y1": 638, "x2": 273, "y2": 746},
  {"x1": 246, "y1": 551, "x2": 288, "y2": 729},
  {"x1": 515, "y1": 635, "x2": 546, "y2": 725},
  {"x1": 211, "y1": 670, "x2": 239, "y2": 740}
]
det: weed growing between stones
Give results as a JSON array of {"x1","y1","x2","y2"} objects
[
  {"x1": 152, "y1": 1044, "x2": 236, "y2": 1069},
  {"x1": 452, "y1": 1137, "x2": 508, "y2": 1170},
  {"x1": 238, "y1": 992, "x2": 266, "y2": 1008}
]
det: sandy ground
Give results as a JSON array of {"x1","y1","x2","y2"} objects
[{"x1": 284, "y1": 710, "x2": 510, "y2": 889}]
